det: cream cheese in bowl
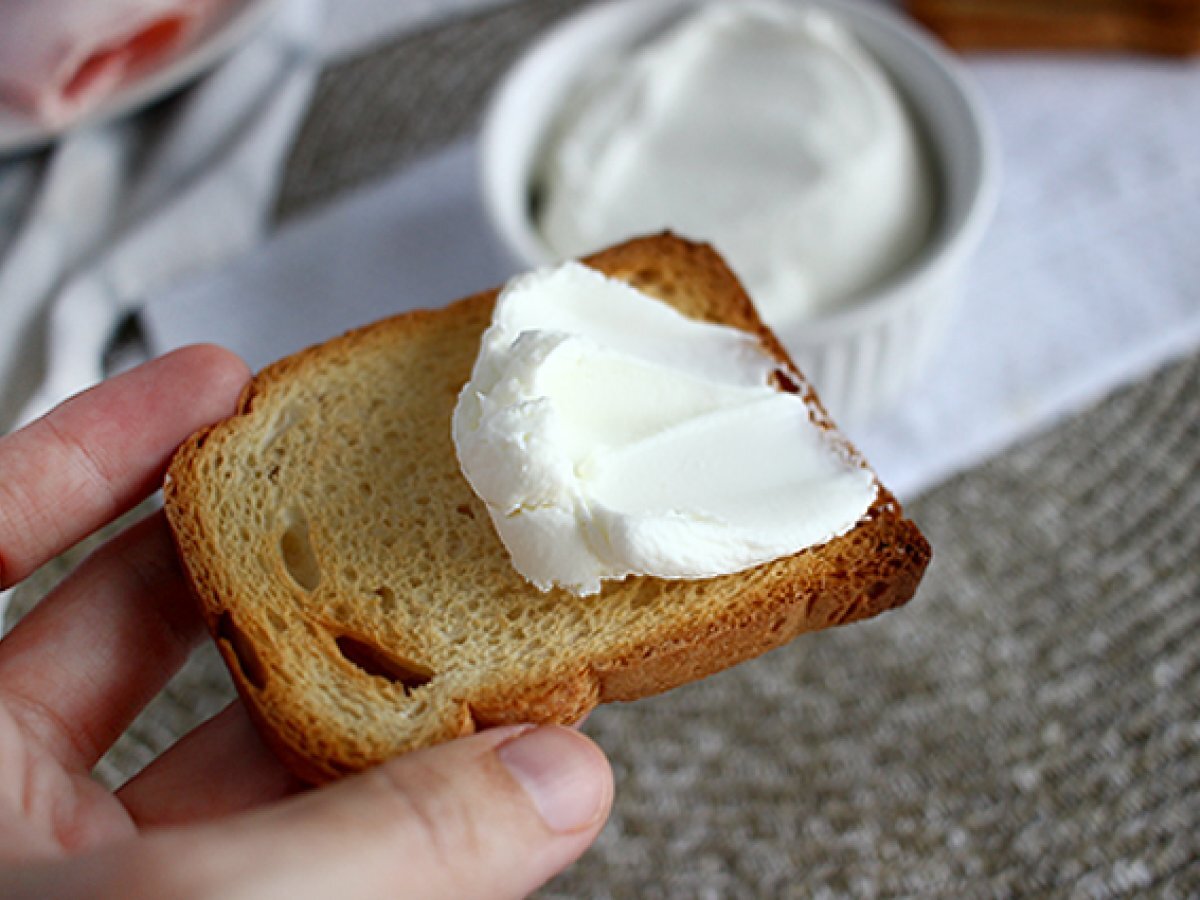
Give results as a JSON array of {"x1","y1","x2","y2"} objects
[
  {"x1": 536, "y1": 0, "x2": 935, "y2": 336},
  {"x1": 481, "y1": 0, "x2": 998, "y2": 425}
]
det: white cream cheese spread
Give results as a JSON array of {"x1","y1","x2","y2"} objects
[
  {"x1": 452, "y1": 261, "x2": 877, "y2": 596},
  {"x1": 535, "y1": 0, "x2": 933, "y2": 338}
]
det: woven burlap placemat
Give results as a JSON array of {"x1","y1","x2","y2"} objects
[{"x1": 6, "y1": 2, "x2": 1197, "y2": 895}]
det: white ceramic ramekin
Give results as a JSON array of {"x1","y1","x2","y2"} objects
[{"x1": 480, "y1": 0, "x2": 999, "y2": 425}]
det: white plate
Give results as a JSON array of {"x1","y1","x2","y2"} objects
[{"x1": 0, "y1": 0, "x2": 281, "y2": 156}]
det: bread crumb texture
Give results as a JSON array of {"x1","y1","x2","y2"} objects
[{"x1": 165, "y1": 234, "x2": 930, "y2": 782}]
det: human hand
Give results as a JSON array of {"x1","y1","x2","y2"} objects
[{"x1": 0, "y1": 346, "x2": 613, "y2": 898}]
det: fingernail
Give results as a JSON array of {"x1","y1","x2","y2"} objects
[{"x1": 498, "y1": 726, "x2": 611, "y2": 833}]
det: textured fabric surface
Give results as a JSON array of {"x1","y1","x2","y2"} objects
[
  {"x1": 273, "y1": 0, "x2": 580, "y2": 222},
  {"x1": 5, "y1": 1, "x2": 1198, "y2": 895},
  {"x1": 546, "y1": 349, "x2": 1200, "y2": 898}
]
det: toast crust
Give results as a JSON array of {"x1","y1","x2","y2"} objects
[{"x1": 165, "y1": 233, "x2": 930, "y2": 783}]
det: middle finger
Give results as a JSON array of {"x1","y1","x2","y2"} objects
[
  {"x1": 117, "y1": 701, "x2": 305, "y2": 826},
  {"x1": 0, "y1": 512, "x2": 204, "y2": 771}
]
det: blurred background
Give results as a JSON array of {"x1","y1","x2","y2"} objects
[{"x1": 1, "y1": 0, "x2": 1197, "y2": 895}]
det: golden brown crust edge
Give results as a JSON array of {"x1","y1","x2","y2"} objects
[{"x1": 165, "y1": 232, "x2": 931, "y2": 783}]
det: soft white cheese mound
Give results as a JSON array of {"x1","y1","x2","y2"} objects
[
  {"x1": 452, "y1": 262, "x2": 876, "y2": 596},
  {"x1": 536, "y1": 0, "x2": 933, "y2": 334}
]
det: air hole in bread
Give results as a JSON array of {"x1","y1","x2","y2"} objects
[
  {"x1": 372, "y1": 586, "x2": 397, "y2": 613},
  {"x1": 216, "y1": 611, "x2": 268, "y2": 690},
  {"x1": 279, "y1": 507, "x2": 321, "y2": 591},
  {"x1": 334, "y1": 635, "x2": 433, "y2": 693}
]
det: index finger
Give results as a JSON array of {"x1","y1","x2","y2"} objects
[{"x1": 0, "y1": 345, "x2": 249, "y2": 589}]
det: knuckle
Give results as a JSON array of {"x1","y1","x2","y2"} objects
[{"x1": 40, "y1": 413, "x2": 120, "y2": 516}]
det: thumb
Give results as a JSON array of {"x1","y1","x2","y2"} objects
[{"x1": 57, "y1": 726, "x2": 612, "y2": 899}]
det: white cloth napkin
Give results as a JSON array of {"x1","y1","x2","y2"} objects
[
  {"x1": 143, "y1": 139, "x2": 510, "y2": 367},
  {"x1": 854, "y1": 54, "x2": 1200, "y2": 495},
  {"x1": 143, "y1": 52, "x2": 1200, "y2": 503},
  {"x1": 0, "y1": 0, "x2": 324, "y2": 432},
  {"x1": 0, "y1": 0, "x2": 525, "y2": 437}
]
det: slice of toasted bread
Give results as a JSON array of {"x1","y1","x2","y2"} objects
[{"x1": 165, "y1": 233, "x2": 930, "y2": 784}]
